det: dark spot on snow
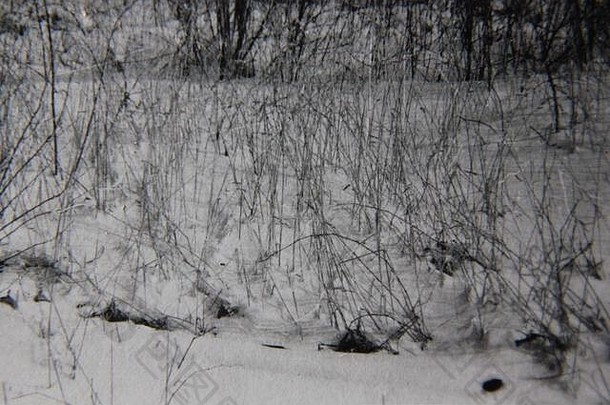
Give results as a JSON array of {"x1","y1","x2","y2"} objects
[
  {"x1": 216, "y1": 302, "x2": 239, "y2": 319},
  {"x1": 133, "y1": 315, "x2": 169, "y2": 330},
  {"x1": 319, "y1": 327, "x2": 382, "y2": 354},
  {"x1": 34, "y1": 289, "x2": 50, "y2": 303},
  {"x1": 81, "y1": 299, "x2": 173, "y2": 332},
  {"x1": 262, "y1": 343, "x2": 286, "y2": 350},
  {"x1": 101, "y1": 300, "x2": 130, "y2": 322},
  {"x1": 482, "y1": 378, "x2": 503, "y2": 392},
  {"x1": 515, "y1": 332, "x2": 547, "y2": 348},
  {"x1": 0, "y1": 290, "x2": 17, "y2": 309},
  {"x1": 336, "y1": 328, "x2": 380, "y2": 353},
  {"x1": 21, "y1": 254, "x2": 57, "y2": 269},
  {"x1": 515, "y1": 331, "x2": 568, "y2": 351},
  {"x1": 514, "y1": 331, "x2": 570, "y2": 375},
  {"x1": 423, "y1": 240, "x2": 473, "y2": 277}
]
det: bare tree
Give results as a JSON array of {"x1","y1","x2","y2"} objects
[{"x1": 216, "y1": 0, "x2": 255, "y2": 79}]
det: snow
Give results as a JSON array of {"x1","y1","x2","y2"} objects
[
  {"x1": 0, "y1": 258, "x2": 603, "y2": 404},
  {"x1": 3, "y1": 78, "x2": 609, "y2": 402},
  {"x1": 1, "y1": 3, "x2": 609, "y2": 404}
]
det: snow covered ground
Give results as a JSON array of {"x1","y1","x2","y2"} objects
[
  {"x1": 1, "y1": 93, "x2": 608, "y2": 402},
  {"x1": 0, "y1": 277, "x2": 606, "y2": 405},
  {"x1": 0, "y1": 287, "x2": 597, "y2": 405},
  {"x1": 1, "y1": 2, "x2": 610, "y2": 404}
]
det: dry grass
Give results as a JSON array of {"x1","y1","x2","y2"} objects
[{"x1": 0, "y1": 1, "x2": 609, "y2": 398}]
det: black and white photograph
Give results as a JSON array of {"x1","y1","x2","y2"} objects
[{"x1": 0, "y1": 1, "x2": 609, "y2": 403}]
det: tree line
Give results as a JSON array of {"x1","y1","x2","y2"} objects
[{"x1": 163, "y1": 0, "x2": 609, "y2": 81}]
